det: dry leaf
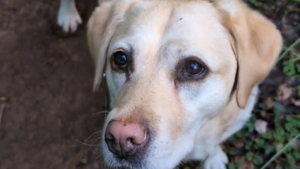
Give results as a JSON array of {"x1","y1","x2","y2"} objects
[
  {"x1": 0, "y1": 96, "x2": 9, "y2": 103},
  {"x1": 291, "y1": 99, "x2": 300, "y2": 106},
  {"x1": 239, "y1": 161, "x2": 255, "y2": 169},
  {"x1": 233, "y1": 140, "x2": 244, "y2": 148},
  {"x1": 260, "y1": 111, "x2": 267, "y2": 118},
  {"x1": 255, "y1": 119, "x2": 268, "y2": 134},
  {"x1": 276, "y1": 84, "x2": 292, "y2": 101},
  {"x1": 276, "y1": 143, "x2": 283, "y2": 152},
  {"x1": 265, "y1": 97, "x2": 274, "y2": 109},
  {"x1": 291, "y1": 139, "x2": 300, "y2": 148}
]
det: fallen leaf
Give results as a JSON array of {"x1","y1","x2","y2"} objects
[
  {"x1": 0, "y1": 104, "x2": 6, "y2": 130},
  {"x1": 260, "y1": 111, "x2": 267, "y2": 118},
  {"x1": 276, "y1": 84, "x2": 292, "y2": 101},
  {"x1": 276, "y1": 143, "x2": 283, "y2": 152},
  {"x1": 290, "y1": 139, "x2": 300, "y2": 149},
  {"x1": 239, "y1": 161, "x2": 255, "y2": 169},
  {"x1": 291, "y1": 99, "x2": 300, "y2": 106},
  {"x1": 265, "y1": 97, "x2": 274, "y2": 109},
  {"x1": 0, "y1": 96, "x2": 9, "y2": 103},
  {"x1": 255, "y1": 119, "x2": 268, "y2": 134},
  {"x1": 233, "y1": 140, "x2": 244, "y2": 148}
]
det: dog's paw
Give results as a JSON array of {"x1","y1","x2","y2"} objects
[
  {"x1": 57, "y1": 1, "x2": 82, "y2": 33},
  {"x1": 203, "y1": 147, "x2": 228, "y2": 169}
]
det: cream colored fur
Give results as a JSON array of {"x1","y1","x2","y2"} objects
[{"x1": 87, "y1": 0, "x2": 282, "y2": 168}]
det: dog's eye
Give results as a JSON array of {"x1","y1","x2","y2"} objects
[
  {"x1": 112, "y1": 51, "x2": 128, "y2": 68},
  {"x1": 185, "y1": 60, "x2": 205, "y2": 75},
  {"x1": 176, "y1": 58, "x2": 208, "y2": 82}
]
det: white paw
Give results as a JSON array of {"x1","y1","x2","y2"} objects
[
  {"x1": 204, "y1": 148, "x2": 228, "y2": 169},
  {"x1": 57, "y1": 1, "x2": 82, "y2": 33}
]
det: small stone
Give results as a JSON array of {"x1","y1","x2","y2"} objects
[{"x1": 254, "y1": 119, "x2": 268, "y2": 134}]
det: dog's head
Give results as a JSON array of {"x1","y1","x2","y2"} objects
[{"x1": 87, "y1": 0, "x2": 282, "y2": 168}]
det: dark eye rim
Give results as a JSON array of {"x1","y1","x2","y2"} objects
[
  {"x1": 110, "y1": 49, "x2": 131, "y2": 72},
  {"x1": 176, "y1": 56, "x2": 209, "y2": 82}
]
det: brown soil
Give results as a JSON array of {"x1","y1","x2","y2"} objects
[{"x1": 0, "y1": 0, "x2": 109, "y2": 169}]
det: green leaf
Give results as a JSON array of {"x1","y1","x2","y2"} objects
[
  {"x1": 274, "y1": 132, "x2": 285, "y2": 143},
  {"x1": 245, "y1": 142, "x2": 252, "y2": 150},
  {"x1": 246, "y1": 122, "x2": 254, "y2": 132},
  {"x1": 286, "y1": 116, "x2": 293, "y2": 122},
  {"x1": 287, "y1": 154, "x2": 296, "y2": 165},
  {"x1": 274, "y1": 118, "x2": 281, "y2": 128},
  {"x1": 236, "y1": 131, "x2": 245, "y2": 138},
  {"x1": 276, "y1": 127, "x2": 285, "y2": 136},
  {"x1": 273, "y1": 102, "x2": 285, "y2": 115},
  {"x1": 296, "y1": 63, "x2": 300, "y2": 73},
  {"x1": 253, "y1": 156, "x2": 263, "y2": 165},
  {"x1": 262, "y1": 132, "x2": 272, "y2": 140},
  {"x1": 257, "y1": 139, "x2": 265, "y2": 148},
  {"x1": 259, "y1": 102, "x2": 267, "y2": 110},
  {"x1": 293, "y1": 151, "x2": 300, "y2": 160},
  {"x1": 291, "y1": 129, "x2": 299, "y2": 137},
  {"x1": 285, "y1": 123, "x2": 294, "y2": 132},
  {"x1": 228, "y1": 163, "x2": 237, "y2": 169},
  {"x1": 246, "y1": 152, "x2": 254, "y2": 161},
  {"x1": 228, "y1": 148, "x2": 238, "y2": 155},
  {"x1": 265, "y1": 145, "x2": 275, "y2": 155}
]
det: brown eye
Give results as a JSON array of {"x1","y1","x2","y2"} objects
[
  {"x1": 176, "y1": 57, "x2": 208, "y2": 82},
  {"x1": 185, "y1": 60, "x2": 205, "y2": 75},
  {"x1": 112, "y1": 51, "x2": 128, "y2": 68}
]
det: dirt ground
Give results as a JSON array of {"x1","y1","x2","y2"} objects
[{"x1": 0, "y1": 0, "x2": 110, "y2": 169}]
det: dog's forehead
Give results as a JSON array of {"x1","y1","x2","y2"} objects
[{"x1": 111, "y1": 0, "x2": 234, "y2": 71}]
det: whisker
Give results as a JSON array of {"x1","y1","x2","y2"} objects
[
  {"x1": 76, "y1": 139, "x2": 101, "y2": 147},
  {"x1": 90, "y1": 110, "x2": 109, "y2": 119},
  {"x1": 83, "y1": 130, "x2": 101, "y2": 143},
  {"x1": 104, "y1": 92, "x2": 108, "y2": 119}
]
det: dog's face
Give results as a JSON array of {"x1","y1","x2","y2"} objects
[
  {"x1": 104, "y1": 1, "x2": 236, "y2": 168},
  {"x1": 87, "y1": 0, "x2": 282, "y2": 168}
]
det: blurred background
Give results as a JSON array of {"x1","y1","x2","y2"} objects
[{"x1": 0, "y1": 0, "x2": 299, "y2": 169}]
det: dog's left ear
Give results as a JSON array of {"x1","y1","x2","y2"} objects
[
  {"x1": 214, "y1": 0, "x2": 283, "y2": 108},
  {"x1": 87, "y1": 0, "x2": 136, "y2": 91}
]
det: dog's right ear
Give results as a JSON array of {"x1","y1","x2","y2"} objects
[{"x1": 87, "y1": 0, "x2": 135, "y2": 91}]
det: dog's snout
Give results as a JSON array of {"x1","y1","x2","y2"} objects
[{"x1": 105, "y1": 120, "x2": 149, "y2": 158}]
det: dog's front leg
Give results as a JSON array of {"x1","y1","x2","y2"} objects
[
  {"x1": 57, "y1": 0, "x2": 82, "y2": 32},
  {"x1": 203, "y1": 145, "x2": 228, "y2": 169},
  {"x1": 185, "y1": 142, "x2": 228, "y2": 169}
]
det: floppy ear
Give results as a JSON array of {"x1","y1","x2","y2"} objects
[
  {"x1": 215, "y1": 0, "x2": 283, "y2": 108},
  {"x1": 87, "y1": 0, "x2": 135, "y2": 91}
]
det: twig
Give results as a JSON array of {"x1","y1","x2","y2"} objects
[
  {"x1": 261, "y1": 132, "x2": 300, "y2": 169},
  {"x1": 0, "y1": 104, "x2": 6, "y2": 129},
  {"x1": 277, "y1": 38, "x2": 300, "y2": 63}
]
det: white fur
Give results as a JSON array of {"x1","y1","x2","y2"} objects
[{"x1": 57, "y1": 0, "x2": 82, "y2": 32}]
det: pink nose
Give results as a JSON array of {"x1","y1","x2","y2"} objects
[{"x1": 105, "y1": 120, "x2": 149, "y2": 158}]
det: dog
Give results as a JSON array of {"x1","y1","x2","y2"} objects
[{"x1": 87, "y1": 0, "x2": 282, "y2": 168}]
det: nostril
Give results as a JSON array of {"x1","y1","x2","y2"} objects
[
  {"x1": 104, "y1": 120, "x2": 150, "y2": 157},
  {"x1": 105, "y1": 132, "x2": 114, "y2": 141}
]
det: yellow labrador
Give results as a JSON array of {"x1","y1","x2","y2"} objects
[{"x1": 87, "y1": 0, "x2": 282, "y2": 168}]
